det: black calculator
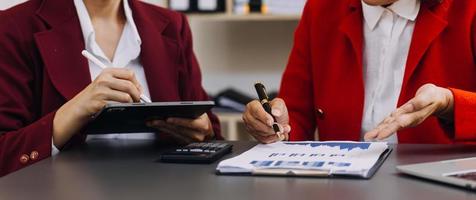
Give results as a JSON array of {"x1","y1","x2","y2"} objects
[{"x1": 159, "y1": 142, "x2": 233, "y2": 164}]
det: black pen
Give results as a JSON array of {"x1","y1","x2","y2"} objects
[{"x1": 254, "y1": 82, "x2": 282, "y2": 137}]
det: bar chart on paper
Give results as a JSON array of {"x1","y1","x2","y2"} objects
[
  {"x1": 217, "y1": 141, "x2": 391, "y2": 178},
  {"x1": 283, "y1": 142, "x2": 372, "y2": 151}
]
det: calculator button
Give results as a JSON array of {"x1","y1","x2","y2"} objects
[
  {"x1": 190, "y1": 149, "x2": 204, "y2": 152},
  {"x1": 160, "y1": 142, "x2": 232, "y2": 164}
]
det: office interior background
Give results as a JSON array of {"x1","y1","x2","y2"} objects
[{"x1": 0, "y1": 0, "x2": 303, "y2": 141}]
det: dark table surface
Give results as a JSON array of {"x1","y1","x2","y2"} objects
[{"x1": 0, "y1": 139, "x2": 475, "y2": 200}]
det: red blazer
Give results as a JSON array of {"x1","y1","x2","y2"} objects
[
  {"x1": 280, "y1": 0, "x2": 476, "y2": 143},
  {"x1": 450, "y1": 88, "x2": 476, "y2": 140},
  {"x1": 0, "y1": 0, "x2": 221, "y2": 176}
]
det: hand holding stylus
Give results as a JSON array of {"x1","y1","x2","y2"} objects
[
  {"x1": 53, "y1": 67, "x2": 145, "y2": 148},
  {"x1": 81, "y1": 50, "x2": 151, "y2": 103}
]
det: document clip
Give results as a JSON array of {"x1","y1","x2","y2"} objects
[{"x1": 252, "y1": 169, "x2": 331, "y2": 177}]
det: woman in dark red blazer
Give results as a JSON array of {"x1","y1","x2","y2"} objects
[
  {"x1": 0, "y1": 0, "x2": 220, "y2": 176},
  {"x1": 243, "y1": 0, "x2": 476, "y2": 144}
]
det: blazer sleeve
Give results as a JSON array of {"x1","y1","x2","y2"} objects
[
  {"x1": 450, "y1": 12, "x2": 476, "y2": 141},
  {"x1": 278, "y1": 1, "x2": 316, "y2": 141},
  {"x1": 176, "y1": 13, "x2": 222, "y2": 139},
  {"x1": 449, "y1": 88, "x2": 476, "y2": 141},
  {"x1": 0, "y1": 14, "x2": 55, "y2": 176}
]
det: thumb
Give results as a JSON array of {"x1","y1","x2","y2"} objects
[{"x1": 270, "y1": 98, "x2": 289, "y2": 124}]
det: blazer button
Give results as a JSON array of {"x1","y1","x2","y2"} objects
[
  {"x1": 30, "y1": 151, "x2": 39, "y2": 160},
  {"x1": 20, "y1": 154, "x2": 29, "y2": 164},
  {"x1": 316, "y1": 108, "x2": 325, "y2": 119}
]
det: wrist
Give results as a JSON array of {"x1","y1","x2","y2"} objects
[
  {"x1": 52, "y1": 101, "x2": 90, "y2": 147},
  {"x1": 437, "y1": 88, "x2": 455, "y2": 121}
]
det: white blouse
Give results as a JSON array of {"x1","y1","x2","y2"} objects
[{"x1": 360, "y1": 0, "x2": 420, "y2": 143}]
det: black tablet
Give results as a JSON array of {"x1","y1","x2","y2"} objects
[{"x1": 85, "y1": 101, "x2": 215, "y2": 134}]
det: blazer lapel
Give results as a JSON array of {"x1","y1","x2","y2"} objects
[
  {"x1": 401, "y1": 0, "x2": 450, "y2": 91},
  {"x1": 129, "y1": 1, "x2": 179, "y2": 102},
  {"x1": 34, "y1": 0, "x2": 90, "y2": 101},
  {"x1": 338, "y1": 0, "x2": 365, "y2": 141}
]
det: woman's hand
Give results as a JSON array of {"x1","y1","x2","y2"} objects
[
  {"x1": 364, "y1": 84, "x2": 454, "y2": 141},
  {"x1": 242, "y1": 98, "x2": 291, "y2": 144},
  {"x1": 53, "y1": 68, "x2": 143, "y2": 148},
  {"x1": 147, "y1": 113, "x2": 214, "y2": 144}
]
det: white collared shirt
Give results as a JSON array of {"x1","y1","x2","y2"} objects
[
  {"x1": 52, "y1": 0, "x2": 154, "y2": 155},
  {"x1": 360, "y1": 0, "x2": 420, "y2": 143}
]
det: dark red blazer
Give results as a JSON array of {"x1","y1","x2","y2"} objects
[
  {"x1": 280, "y1": 0, "x2": 476, "y2": 143},
  {"x1": 0, "y1": 0, "x2": 221, "y2": 176}
]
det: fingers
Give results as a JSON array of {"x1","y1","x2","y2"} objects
[
  {"x1": 166, "y1": 114, "x2": 213, "y2": 141},
  {"x1": 248, "y1": 100, "x2": 274, "y2": 126},
  {"x1": 246, "y1": 126, "x2": 286, "y2": 144},
  {"x1": 391, "y1": 101, "x2": 416, "y2": 117},
  {"x1": 364, "y1": 99, "x2": 418, "y2": 141},
  {"x1": 409, "y1": 103, "x2": 436, "y2": 126},
  {"x1": 243, "y1": 110, "x2": 275, "y2": 136},
  {"x1": 243, "y1": 98, "x2": 292, "y2": 143},
  {"x1": 148, "y1": 120, "x2": 193, "y2": 144},
  {"x1": 245, "y1": 122, "x2": 291, "y2": 144},
  {"x1": 243, "y1": 100, "x2": 275, "y2": 135},
  {"x1": 106, "y1": 68, "x2": 142, "y2": 91},
  {"x1": 364, "y1": 85, "x2": 436, "y2": 142},
  {"x1": 94, "y1": 69, "x2": 143, "y2": 102},
  {"x1": 249, "y1": 130, "x2": 290, "y2": 144},
  {"x1": 106, "y1": 79, "x2": 141, "y2": 102},
  {"x1": 363, "y1": 129, "x2": 378, "y2": 142},
  {"x1": 101, "y1": 88, "x2": 134, "y2": 103},
  {"x1": 365, "y1": 109, "x2": 415, "y2": 141},
  {"x1": 147, "y1": 114, "x2": 213, "y2": 143},
  {"x1": 411, "y1": 92, "x2": 433, "y2": 111},
  {"x1": 148, "y1": 120, "x2": 207, "y2": 143},
  {"x1": 166, "y1": 114, "x2": 210, "y2": 132},
  {"x1": 364, "y1": 116, "x2": 406, "y2": 141},
  {"x1": 364, "y1": 96, "x2": 437, "y2": 141},
  {"x1": 249, "y1": 131, "x2": 280, "y2": 144},
  {"x1": 270, "y1": 98, "x2": 289, "y2": 124}
]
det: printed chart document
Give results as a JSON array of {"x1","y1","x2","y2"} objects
[{"x1": 216, "y1": 141, "x2": 391, "y2": 178}]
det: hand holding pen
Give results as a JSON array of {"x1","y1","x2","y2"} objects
[
  {"x1": 242, "y1": 82, "x2": 292, "y2": 143},
  {"x1": 82, "y1": 50, "x2": 151, "y2": 103}
]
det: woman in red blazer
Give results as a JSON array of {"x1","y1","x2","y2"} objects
[
  {"x1": 243, "y1": 0, "x2": 476, "y2": 144},
  {"x1": 0, "y1": 0, "x2": 220, "y2": 176}
]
